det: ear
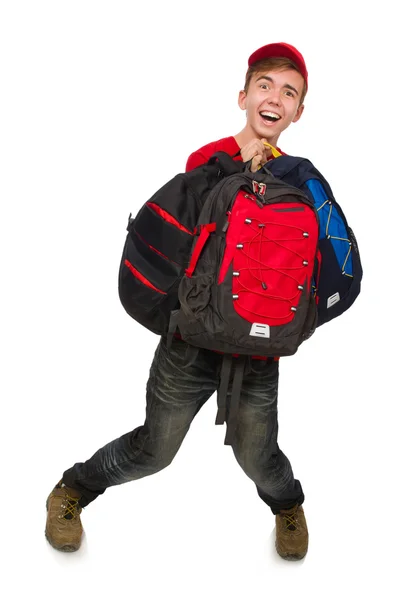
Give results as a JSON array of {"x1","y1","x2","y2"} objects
[
  {"x1": 238, "y1": 90, "x2": 247, "y2": 111},
  {"x1": 292, "y1": 104, "x2": 305, "y2": 123}
]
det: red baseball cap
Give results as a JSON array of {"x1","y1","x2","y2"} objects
[{"x1": 248, "y1": 42, "x2": 308, "y2": 89}]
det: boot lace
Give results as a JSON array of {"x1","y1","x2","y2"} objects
[
  {"x1": 283, "y1": 509, "x2": 299, "y2": 532},
  {"x1": 62, "y1": 494, "x2": 80, "y2": 520}
]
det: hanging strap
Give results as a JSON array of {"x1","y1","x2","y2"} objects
[
  {"x1": 167, "y1": 309, "x2": 180, "y2": 348},
  {"x1": 224, "y1": 356, "x2": 246, "y2": 446},
  {"x1": 215, "y1": 355, "x2": 247, "y2": 446},
  {"x1": 215, "y1": 355, "x2": 233, "y2": 425}
]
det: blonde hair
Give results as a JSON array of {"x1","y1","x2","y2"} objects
[{"x1": 244, "y1": 57, "x2": 307, "y2": 105}]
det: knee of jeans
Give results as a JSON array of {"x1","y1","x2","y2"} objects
[
  {"x1": 117, "y1": 449, "x2": 176, "y2": 482},
  {"x1": 140, "y1": 437, "x2": 184, "y2": 474},
  {"x1": 233, "y1": 441, "x2": 276, "y2": 479},
  {"x1": 151, "y1": 452, "x2": 177, "y2": 472}
]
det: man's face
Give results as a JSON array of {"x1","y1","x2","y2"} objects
[{"x1": 238, "y1": 68, "x2": 305, "y2": 144}]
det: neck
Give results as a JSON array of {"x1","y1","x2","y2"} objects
[{"x1": 234, "y1": 125, "x2": 280, "y2": 149}]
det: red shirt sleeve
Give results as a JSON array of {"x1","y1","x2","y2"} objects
[{"x1": 185, "y1": 149, "x2": 210, "y2": 172}]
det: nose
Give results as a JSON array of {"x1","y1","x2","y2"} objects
[{"x1": 267, "y1": 88, "x2": 282, "y2": 106}]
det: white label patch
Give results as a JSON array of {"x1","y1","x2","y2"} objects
[
  {"x1": 250, "y1": 323, "x2": 270, "y2": 338},
  {"x1": 327, "y1": 292, "x2": 340, "y2": 309}
]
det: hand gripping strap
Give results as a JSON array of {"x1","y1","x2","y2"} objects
[{"x1": 262, "y1": 142, "x2": 282, "y2": 158}]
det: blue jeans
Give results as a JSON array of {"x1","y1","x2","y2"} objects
[{"x1": 62, "y1": 337, "x2": 304, "y2": 514}]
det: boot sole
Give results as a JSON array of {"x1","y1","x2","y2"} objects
[
  {"x1": 45, "y1": 529, "x2": 81, "y2": 552},
  {"x1": 275, "y1": 541, "x2": 307, "y2": 561}
]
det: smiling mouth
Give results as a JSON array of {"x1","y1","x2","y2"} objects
[{"x1": 260, "y1": 111, "x2": 281, "y2": 124}]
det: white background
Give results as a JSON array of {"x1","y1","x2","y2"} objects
[{"x1": 1, "y1": 1, "x2": 396, "y2": 599}]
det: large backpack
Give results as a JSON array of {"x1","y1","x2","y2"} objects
[
  {"x1": 173, "y1": 168, "x2": 319, "y2": 357},
  {"x1": 119, "y1": 152, "x2": 362, "y2": 334}
]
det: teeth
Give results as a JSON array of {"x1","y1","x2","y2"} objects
[{"x1": 260, "y1": 111, "x2": 281, "y2": 120}]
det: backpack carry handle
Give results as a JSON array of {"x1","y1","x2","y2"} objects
[{"x1": 207, "y1": 152, "x2": 242, "y2": 176}]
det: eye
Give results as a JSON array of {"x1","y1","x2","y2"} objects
[
  {"x1": 284, "y1": 90, "x2": 295, "y2": 98},
  {"x1": 260, "y1": 83, "x2": 270, "y2": 90}
]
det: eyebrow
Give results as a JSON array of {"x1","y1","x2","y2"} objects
[{"x1": 255, "y1": 75, "x2": 299, "y2": 96}]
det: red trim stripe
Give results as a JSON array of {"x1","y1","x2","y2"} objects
[
  {"x1": 147, "y1": 202, "x2": 193, "y2": 235},
  {"x1": 124, "y1": 260, "x2": 166, "y2": 295},
  {"x1": 186, "y1": 223, "x2": 216, "y2": 278},
  {"x1": 148, "y1": 243, "x2": 171, "y2": 261},
  {"x1": 134, "y1": 230, "x2": 181, "y2": 266}
]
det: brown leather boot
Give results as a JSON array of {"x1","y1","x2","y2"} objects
[
  {"x1": 275, "y1": 504, "x2": 308, "y2": 560},
  {"x1": 45, "y1": 481, "x2": 83, "y2": 552}
]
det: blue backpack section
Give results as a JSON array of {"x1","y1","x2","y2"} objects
[
  {"x1": 305, "y1": 178, "x2": 353, "y2": 277},
  {"x1": 264, "y1": 156, "x2": 362, "y2": 326}
]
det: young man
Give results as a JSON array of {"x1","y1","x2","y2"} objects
[{"x1": 46, "y1": 42, "x2": 309, "y2": 561}]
